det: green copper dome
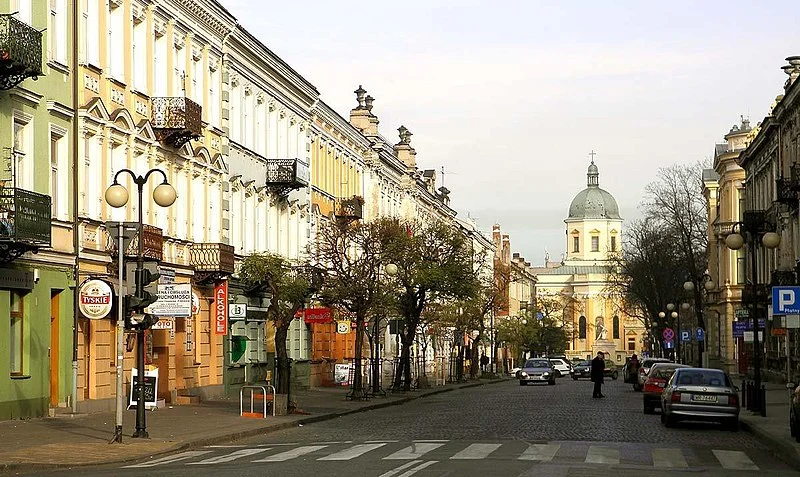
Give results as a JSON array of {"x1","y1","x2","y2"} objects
[{"x1": 568, "y1": 162, "x2": 621, "y2": 220}]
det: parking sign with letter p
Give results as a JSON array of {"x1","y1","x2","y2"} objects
[{"x1": 773, "y1": 286, "x2": 800, "y2": 314}]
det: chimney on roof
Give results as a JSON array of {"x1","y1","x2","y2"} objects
[
  {"x1": 349, "y1": 85, "x2": 380, "y2": 136},
  {"x1": 394, "y1": 125, "x2": 416, "y2": 169}
]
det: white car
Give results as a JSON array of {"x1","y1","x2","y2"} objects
[
  {"x1": 549, "y1": 358, "x2": 572, "y2": 377},
  {"x1": 510, "y1": 367, "x2": 522, "y2": 377}
]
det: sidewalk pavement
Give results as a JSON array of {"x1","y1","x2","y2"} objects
[
  {"x1": 0, "y1": 378, "x2": 504, "y2": 473},
  {"x1": 737, "y1": 379, "x2": 800, "y2": 469}
]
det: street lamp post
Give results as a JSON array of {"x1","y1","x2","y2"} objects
[
  {"x1": 371, "y1": 262, "x2": 397, "y2": 396},
  {"x1": 659, "y1": 303, "x2": 679, "y2": 362},
  {"x1": 105, "y1": 168, "x2": 176, "y2": 439},
  {"x1": 724, "y1": 212, "x2": 781, "y2": 414},
  {"x1": 684, "y1": 276, "x2": 715, "y2": 368}
]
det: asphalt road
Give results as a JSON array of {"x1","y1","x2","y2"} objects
[{"x1": 26, "y1": 377, "x2": 800, "y2": 477}]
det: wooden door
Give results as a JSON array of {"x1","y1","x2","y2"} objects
[{"x1": 49, "y1": 291, "x2": 60, "y2": 407}]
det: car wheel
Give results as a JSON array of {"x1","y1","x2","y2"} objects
[
  {"x1": 643, "y1": 403, "x2": 653, "y2": 414},
  {"x1": 633, "y1": 383, "x2": 641, "y2": 392},
  {"x1": 554, "y1": 370, "x2": 562, "y2": 378},
  {"x1": 723, "y1": 418, "x2": 739, "y2": 432},
  {"x1": 548, "y1": 379, "x2": 556, "y2": 385},
  {"x1": 611, "y1": 371, "x2": 618, "y2": 380},
  {"x1": 664, "y1": 414, "x2": 676, "y2": 428},
  {"x1": 572, "y1": 375, "x2": 578, "y2": 381},
  {"x1": 519, "y1": 381, "x2": 526, "y2": 386}
]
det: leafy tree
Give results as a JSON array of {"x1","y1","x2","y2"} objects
[
  {"x1": 378, "y1": 218, "x2": 480, "y2": 390},
  {"x1": 238, "y1": 253, "x2": 319, "y2": 397},
  {"x1": 315, "y1": 219, "x2": 394, "y2": 398}
]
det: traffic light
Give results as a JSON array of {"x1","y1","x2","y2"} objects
[
  {"x1": 134, "y1": 267, "x2": 160, "y2": 311},
  {"x1": 122, "y1": 265, "x2": 162, "y2": 330}
]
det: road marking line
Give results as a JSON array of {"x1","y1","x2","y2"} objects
[
  {"x1": 585, "y1": 446, "x2": 619, "y2": 464},
  {"x1": 450, "y1": 443, "x2": 502, "y2": 460},
  {"x1": 123, "y1": 451, "x2": 212, "y2": 468},
  {"x1": 188, "y1": 448, "x2": 270, "y2": 465},
  {"x1": 652, "y1": 448, "x2": 688, "y2": 468},
  {"x1": 712, "y1": 449, "x2": 759, "y2": 470},
  {"x1": 412, "y1": 439, "x2": 449, "y2": 442},
  {"x1": 366, "y1": 440, "x2": 399, "y2": 443},
  {"x1": 204, "y1": 445, "x2": 246, "y2": 448},
  {"x1": 518, "y1": 443, "x2": 560, "y2": 461},
  {"x1": 311, "y1": 441, "x2": 352, "y2": 445},
  {"x1": 251, "y1": 445, "x2": 328, "y2": 462},
  {"x1": 256, "y1": 442, "x2": 298, "y2": 447},
  {"x1": 397, "y1": 461, "x2": 438, "y2": 477},
  {"x1": 384, "y1": 443, "x2": 444, "y2": 460},
  {"x1": 318, "y1": 443, "x2": 388, "y2": 461},
  {"x1": 378, "y1": 460, "x2": 422, "y2": 477}
]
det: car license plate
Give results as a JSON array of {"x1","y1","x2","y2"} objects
[{"x1": 692, "y1": 394, "x2": 717, "y2": 402}]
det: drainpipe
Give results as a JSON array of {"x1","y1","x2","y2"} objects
[{"x1": 70, "y1": 0, "x2": 80, "y2": 414}]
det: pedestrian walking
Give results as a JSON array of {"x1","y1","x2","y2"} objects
[
  {"x1": 480, "y1": 354, "x2": 489, "y2": 372},
  {"x1": 591, "y1": 351, "x2": 606, "y2": 398}
]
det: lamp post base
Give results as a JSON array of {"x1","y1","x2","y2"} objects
[{"x1": 132, "y1": 429, "x2": 149, "y2": 439}]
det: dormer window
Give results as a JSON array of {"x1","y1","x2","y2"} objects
[
  {"x1": 573, "y1": 236, "x2": 579, "y2": 253},
  {"x1": 611, "y1": 235, "x2": 617, "y2": 252},
  {"x1": 591, "y1": 236, "x2": 599, "y2": 252}
]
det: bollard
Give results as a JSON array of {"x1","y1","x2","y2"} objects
[
  {"x1": 741, "y1": 379, "x2": 747, "y2": 409},
  {"x1": 761, "y1": 385, "x2": 767, "y2": 417}
]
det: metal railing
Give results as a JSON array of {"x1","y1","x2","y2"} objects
[
  {"x1": 240, "y1": 384, "x2": 276, "y2": 418},
  {"x1": 0, "y1": 14, "x2": 43, "y2": 90},
  {"x1": 0, "y1": 186, "x2": 51, "y2": 246}
]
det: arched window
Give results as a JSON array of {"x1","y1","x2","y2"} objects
[
  {"x1": 579, "y1": 316, "x2": 586, "y2": 339},
  {"x1": 613, "y1": 316, "x2": 620, "y2": 339}
]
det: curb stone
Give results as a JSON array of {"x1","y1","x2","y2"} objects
[
  {"x1": 0, "y1": 378, "x2": 506, "y2": 474},
  {"x1": 739, "y1": 418, "x2": 800, "y2": 470}
]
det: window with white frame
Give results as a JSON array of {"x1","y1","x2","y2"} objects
[
  {"x1": 107, "y1": 0, "x2": 124, "y2": 80},
  {"x1": 591, "y1": 235, "x2": 599, "y2": 252},
  {"x1": 173, "y1": 37, "x2": 185, "y2": 95},
  {"x1": 83, "y1": 0, "x2": 99, "y2": 65},
  {"x1": 10, "y1": 291, "x2": 24, "y2": 376},
  {"x1": 153, "y1": 31, "x2": 167, "y2": 96},
  {"x1": 208, "y1": 62, "x2": 219, "y2": 127},
  {"x1": 231, "y1": 188, "x2": 243, "y2": 251},
  {"x1": 191, "y1": 55, "x2": 204, "y2": 110},
  {"x1": 50, "y1": 127, "x2": 68, "y2": 219},
  {"x1": 242, "y1": 91, "x2": 251, "y2": 149},
  {"x1": 208, "y1": 184, "x2": 219, "y2": 243},
  {"x1": 109, "y1": 143, "x2": 126, "y2": 222},
  {"x1": 132, "y1": 14, "x2": 147, "y2": 91},
  {"x1": 13, "y1": 113, "x2": 33, "y2": 191},
  {"x1": 11, "y1": 0, "x2": 32, "y2": 24},
  {"x1": 229, "y1": 84, "x2": 240, "y2": 143},
  {"x1": 48, "y1": 0, "x2": 67, "y2": 64},
  {"x1": 175, "y1": 170, "x2": 187, "y2": 240},
  {"x1": 191, "y1": 173, "x2": 205, "y2": 242}
]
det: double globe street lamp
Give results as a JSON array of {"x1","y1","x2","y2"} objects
[
  {"x1": 658, "y1": 304, "x2": 679, "y2": 362},
  {"x1": 724, "y1": 213, "x2": 781, "y2": 413},
  {"x1": 683, "y1": 276, "x2": 715, "y2": 367},
  {"x1": 105, "y1": 168, "x2": 176, "y2": 439}
]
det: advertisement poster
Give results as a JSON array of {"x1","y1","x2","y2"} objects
[{"x1": 214, "y1": 280, "x2": 228, "y2": 335}]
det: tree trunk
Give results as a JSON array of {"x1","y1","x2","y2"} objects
[
  {"x1": 275, "y1": 323, "x2": 290, "y2": 396},
  {"x1": 393, "y1": 332, "x2": 414, "y2": 391},
  {"x1": 350, "y1": 313, "x2": 367, "y2": 399}
]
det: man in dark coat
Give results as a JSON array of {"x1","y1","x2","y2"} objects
[{"x1": 591, "y1": 351, "x2": 606, "y2": 398}]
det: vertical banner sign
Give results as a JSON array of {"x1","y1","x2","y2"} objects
[{"x1": 214, "y1": 280, "x2": 228, "y2": 335}]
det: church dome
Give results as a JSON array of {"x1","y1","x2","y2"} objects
[{"x1": 568, "y1": 162, "x2": 621, "y2": 219}]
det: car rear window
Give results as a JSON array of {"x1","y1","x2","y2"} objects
[
  {"x1": 525, "y1": 360, "x2": 550, "y2": 368},
  {"x1": 651, "y1": 366, "x2": 680, "y2": 380},
  {"x1": 674, "y1": 370, "x2": 729, "y2": 387}
]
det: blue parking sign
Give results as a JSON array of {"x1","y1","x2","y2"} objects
[
  {"x1": 696, "y1": 328, "x2": 705, "y2": 342},
  {"x1": 680, "y1": 330, "x2": 691, "y2": 343}
]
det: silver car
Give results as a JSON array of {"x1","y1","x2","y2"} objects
[
  {"x1": 518, "y1": 359, "x2": 556, "y2": 386},
  {"x1": 635, "y1": 358, "x2": 672, "y2": 391},
  {"x1": 660, "y1": 367, "x2": 739, "y2": 430}
]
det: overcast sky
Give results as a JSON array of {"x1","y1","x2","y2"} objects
[{"x1": 219, "y1": 0, "x2": 800, "y2": 265}]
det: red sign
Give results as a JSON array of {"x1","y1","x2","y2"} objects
[
  {"x1": 214, "y1": 281, "x2": 228, "y2": 335},
  {"x1": 662, "y1": 327, "x2": 674, "y2": 341},
  {"x1": 303, "y1": 307, "x2": 333, "y2": 324}
]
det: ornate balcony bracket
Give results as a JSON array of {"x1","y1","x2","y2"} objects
[
  {"x1": 335, "y1": 195, "x2": 364, "y2": 221},
  {"x1": 190, "y1": 242, "x2": 235, "y2": 285},
  {"x1": 0, "y1": 14, "x2": 43, "y2": 90},
  {"x1": 771, "y1": 269, "x2": 796, "y2": 286},
  {"x1": 0, "y1": 186, "x2": 51, "y2": 263},
  {"x1": 265, "y1": 158, "x2": 309, "y2": 198},
  {"x1": 151, "y1": 97, "x2": 202, "y2": 148}
]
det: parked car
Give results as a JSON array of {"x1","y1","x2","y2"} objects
[
  {"x1": 603, "y1": 359, "x2": 619, "y2": 380},
  {"x1": 788, "y1": 382, "x2": 800, "y2": 442},
  {"x1": 510, "y1": 367, "x2": 522, "y2": 378},
  {"x1": 635, "y1": 358, "x2": 672, "y2": 391},
  {"x1": 571, "y1": 360, "x2": 591, "y2": 380},
  {"x1": 642, "y1": 363, "x2": 690, "y2": 414},
  {"x1": 518, "y1": 358, "x2": 556, "y2": 386},
  {"x1": 660, "y1": 367, "x2": 739, "y2": 430},
  {"x1": 549, "y1": 358, "x2": 572, "y2": 377}
]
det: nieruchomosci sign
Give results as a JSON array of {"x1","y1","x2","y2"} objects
[
  {"x1": 145, "y1": 283, "x2": 192, "y2": 317},
  {"x1": 78, "y1": 278, "x2": 114, "y2": 319}
]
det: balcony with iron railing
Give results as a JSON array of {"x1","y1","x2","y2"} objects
[
  {"x1": 265, "y1": 158, "x2": 310, "y2": 197},
  {"x1": 151, "y1": 97, "x2": 202, "y2": 148},
  {"x1": 0, "y1": 14, "x2": 42, "y2": 90},
  {"x1": 776, "y1": 178, "x2": 798, "y2": 206},
  {"x1": 190, "y1": 242, "x2": 235, "y2": 284},
  {"x1": 335, "y1": 195, "x2": 364, "y2": 221},
  {"x1": 0, "y1": 185, "x2": 51, "y2": 262},
  {"x1": 106, "y1": 224, "x2": 163, "y2": 262}
]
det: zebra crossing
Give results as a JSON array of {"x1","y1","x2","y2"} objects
[{"x1": 122, "y1": 440, "x2": 769, "y2": 471}]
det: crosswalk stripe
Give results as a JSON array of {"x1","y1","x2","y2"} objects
[
  {"x1": 188, "y1": 448, "x2": 270, "y2": 465},
  {"x1": 251, "y1": 445, "x2": 328, "y2": 462},
  {"x1": 384, "y1": 442, "x2": 444, "y2": 460},
  {"x1": 585, "y1": 446, "x2": 619, "y2": 464},
  {"x1": 397, "y1": 460, "x2": 438, "y2": 476},
  {"x1": 378, "y1": 460, "x2": 422, "y2": 477},
  {"x1": 318, "y1": 443, "x2": 388, "y2": 461},
  {"x1": 123, "y1": 451, "x2": 212, "y2": 468},
  {"x1": 450, "y1": 443, "x2": 502, "y2": 460},
  {"x1": 712, "y1": 449, "x2": 759, "y2": 471},
  {"x1": 518, "y1": 443, "x2": 560, "y2": 461},
  {"x1": 652, "y1": 448, "x2": 688, "y2": 468}
]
